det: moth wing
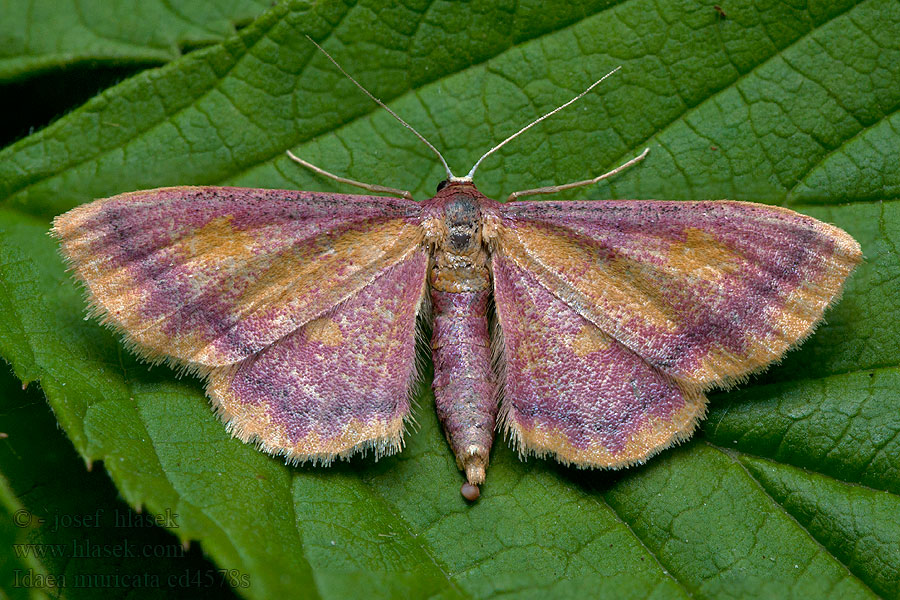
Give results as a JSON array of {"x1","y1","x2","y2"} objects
[
  {"x1": 495, "y1": 200, "x2": 862, "y2": 388},
  {"x1": 208, "y1": 251, "x2": 428, "y2": 462},
  {"x1": 492, "y1": 254, "x2": 706, "y2": 467},
  {"x1": 52, "y1": 186, "x2": 425, "y2": 369}
]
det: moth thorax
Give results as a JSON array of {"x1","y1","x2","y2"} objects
[{"x1": 442, "y1": 195, "x2": 482, "y2": 255}]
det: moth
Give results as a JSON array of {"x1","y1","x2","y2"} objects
[{"x1": 52, "y1": 41, "x2": 862, "y2": 501}]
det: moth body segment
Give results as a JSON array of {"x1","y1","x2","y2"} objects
[
  {"x1": 460, "y1": 482, "x2": 480, "y2": 502},
  {"x1": 424, "y1": 183, "x2": 503, "y2": 493}
]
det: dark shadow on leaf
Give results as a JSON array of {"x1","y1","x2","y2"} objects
[
  {"x1": 0, "y1": 367, "x2": 243, "y2": 600},
  {"x1": 1, "y1": 62, "x2": 159, "y2": 148}
]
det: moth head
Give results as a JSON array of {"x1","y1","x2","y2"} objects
[{"x1": 430, "y1": 182, "x2": 487, "y2": 254}]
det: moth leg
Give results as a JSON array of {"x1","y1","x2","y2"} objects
[
  {"x1": 505, "y1": 147, "x2": 650, "y2": 202},
  {"x1": 286, "y1": 150, "x2": 414, "y2": 200}
]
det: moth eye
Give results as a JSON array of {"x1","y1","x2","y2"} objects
[{"x1": 436, "y1": 179, "x2": 450, "y2": 192}]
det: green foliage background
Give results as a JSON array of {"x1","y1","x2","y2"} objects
[{"x1": 1, "y1": 0, "x2": 898, "y2": 598}]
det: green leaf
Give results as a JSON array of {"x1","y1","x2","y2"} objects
[
  {"x1": 0, "y1": 1, "x2": 274, "y2": 150},
  {"x1": 1, "y1": 0, "x2": 898, "y2": 598},
  {"x1": 0, "y1": 0, "x2": 268, "y2": 83},
  {"x1": 0, "y1": 365, "x2": 245, "y2": 600}
]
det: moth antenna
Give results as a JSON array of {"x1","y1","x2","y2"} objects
[
  {"x1": 305, "y1": 35, "x2": 455, "y2": 180},
  {"x1": 463, "y1": 67, "x2": 622, "y2": 182}
]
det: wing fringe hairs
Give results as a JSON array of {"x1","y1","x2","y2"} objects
[
  {"x1": 52, "y1": 187, "x2": 429, "y2": 466},
  {"x1": 206, "y1": 257, "x2": 430, "y2": 466},
  {"x1": 486, "y1": 259, "x2": 707, "y2": 471},
  {"x1": 489, "y1": 201, "x2": 860, "y2": 470},
  {"x1": 493, "y1": 201, "x2": 863, "y2": 391}
]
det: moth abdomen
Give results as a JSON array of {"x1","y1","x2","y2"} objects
[{"x1": 429, "y1": 289, "x2": 498, "y2": 500}]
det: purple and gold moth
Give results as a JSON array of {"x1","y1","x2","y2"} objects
[{"x1": 51, "y1": 43, "x2": 862, "y2": 501}]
